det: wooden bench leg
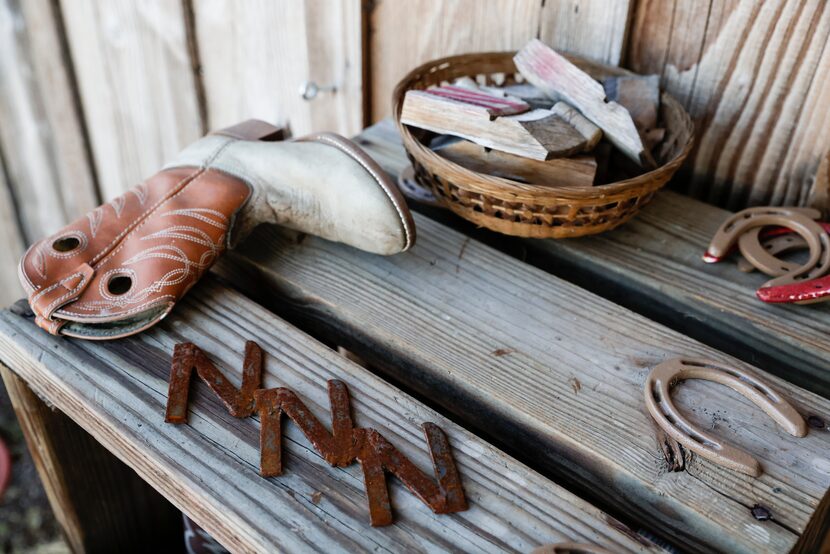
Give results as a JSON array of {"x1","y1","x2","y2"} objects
[{"x1": 0, "y1": 364, "x2": 183, "y2": 553}]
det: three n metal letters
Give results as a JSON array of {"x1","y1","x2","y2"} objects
[{"x1": 164, "y1": 341, "x2": 468, "y2": 526}]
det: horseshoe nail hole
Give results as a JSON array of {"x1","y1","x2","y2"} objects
[
  {"x1": 52, "y1": 236, "x2": 80, "y2": 252},
  {"x1": 107, "y1": 275, "x2": 132, "y2": 295}
]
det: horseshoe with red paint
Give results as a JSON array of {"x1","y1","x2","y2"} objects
[
  {"x1": 737, "y1": 232, "x2": 808, "y2": 273},
  {"x1": 757, "y1": 272, "x2": 830, "y2": 304},
  {"x1": 703, "y1": 206, "x2": 823, "y2": 263}
]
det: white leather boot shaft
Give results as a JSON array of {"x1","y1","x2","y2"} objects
[{"x1": 166, "y1": 133, "x2": 415, "y2": 255}]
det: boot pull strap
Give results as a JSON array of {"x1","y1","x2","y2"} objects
[{"x1": 212, "y1": 119, "x2": 286, "y2": 142}]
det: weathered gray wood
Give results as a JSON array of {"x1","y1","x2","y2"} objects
[
  {"x1": 59, "y1": 0, "x2": 203, "y2": 199},
  {"x1": 518, "y1": 192, "x2": 830, "y2": 398},
  {"x1": 0, "y1": 0, "x2": 98, "y2": 241},
  {"x1": 0, "y1": 155, "x2": 25, "y2": 307},
  {"x1": 193, "y1": 0, "x2": 363, "y2": 137},
  {"x1": 215, "y1": 127, "x2": 830, "y2": 553},
  {"x1": 0, "y1": 362, "x2": 182, "y2": 553},
  {"x1": 368, "y1": 0, "x2": 633, "y2": 122},
  {"x1": 356, "y1": 119, "x2": 830, "y2": 399},
  {"x1": 626, "y1": 0, "x2": 830, "y2": 208},
  {"x1": 0, "y1": 281, "x2": 657, "y2": 553}
]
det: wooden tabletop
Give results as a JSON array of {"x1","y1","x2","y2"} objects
[{"x1": 0, "y1": 121, "x2": 829, "y2": 553}]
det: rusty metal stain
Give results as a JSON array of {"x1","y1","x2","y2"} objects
[{"x1": 166, "y1": 341, "x2": 468, "y2": 526}]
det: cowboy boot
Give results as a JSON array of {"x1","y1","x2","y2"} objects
[{"x1": 18, "y1": 120, "x2": 415, "y2": 339}]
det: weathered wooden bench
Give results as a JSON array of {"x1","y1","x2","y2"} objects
[
  {"x1": 1, "y1": 120, "x2": 829, "y2": 553},
  {"x1": 217, "y1": 122, "x2": 830, "y2": 553},
  {"x1": 354, "y1": 121, "x2": 830, "y2": 401},
  {"x1": 0, "y1": 281, "x2": 657, "y2": 553}
]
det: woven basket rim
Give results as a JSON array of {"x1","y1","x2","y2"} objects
[{"x1": 392, "y1": 50, "x2": 695, "y2": 200}]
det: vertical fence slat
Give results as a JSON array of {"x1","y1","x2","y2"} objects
[
  {"x1": 538, "y1": 0, "x2": 633, "y2": 66},
  {"x1": 59, "y1": 0, "x2": 203, "y2": 199},
  {"x1": 368, "y1": 0, "x2": 634, "y2": 122},
  {"x1": 0, "y1": 0, "x2": 98, "y2": 242},
  {"x1": 0, "y1": 154, "x2": 25, "y2": 307},
  {"x1": 626, "y1": 0, "x2": 830, "y2": 209},
  {"x1": 192, "y1": 0, "x2": 362, "y2": 137},
  {"x1": 303, "y1": 0, "x2": 363, "y2": 136}
]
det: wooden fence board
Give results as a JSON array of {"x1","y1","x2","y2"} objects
[
  {"x1": 59, "y1": 0, "x2": 203, "y2": 199},
  {"x1": 0, "y1": 156, "x2": 24, "y2": 307},
  {"x1": 0, "y1": 0, "x2": 98, "y2": 241},
  {"x1": 192, "y1": 0, "x2": 362, "y2": 137},
  {"x1": 213, "y1": 124, "x2": 830, "y2": 553},
  {"x1": 538, "y1": 0, "x2": 633, "y2": 66},
  {"x1": 626, "y1": 0, "x2": 830, "y2": 209},
  {"x1": 0, "y1": 281, "x2": 659, "y2": 554},
  {"x1": 368, "y1": 0, "x2": 632, "y2": 122}
]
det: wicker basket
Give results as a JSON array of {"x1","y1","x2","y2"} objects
[{"x1": 393, "y1": 52, "x2": 695, "y2": 238}]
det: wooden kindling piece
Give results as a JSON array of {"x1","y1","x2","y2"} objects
[
  {"x1": 514, "y1": 39, "x2": 654, "y2": 168},
  {"x1": 433, "y1": 138, "x2": 597, "y2": 187},
  {"x1": 401, "y1": 88, "x2": 598, "y2": 160},
  {"x1": 165, "y1": 341, "x2": 468, "y2": 526}
]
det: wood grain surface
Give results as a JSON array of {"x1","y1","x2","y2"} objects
[
  {"x1": 519, "y1": 191, "x2": 830, "y2": 399},
  {"x1": 626, "y1": 0, "x2": 830, "y2": 209},
  {"x1": 0, "y1": 281, "x2": 658, "y2": 554},
  {"x1": 368, "y1": 0, "x2": 632, "y2": 121},
  {"x1": 0, "y1": 363, "x2": 182, "y2": 552},
  {"x1": 59, "y1": 0, "x2": 203, "y2": 199},
  {"x1": 0, "y1": 156, "x2": 24, "y2": 307},
  {"x1": 0, "y1": 0, "x2": 98, "y2": 241},
  {"x1": 358, "y1": 119, "x2": 830, "y2": 399},
  {"x1": 212, "y1": 125, "x2": 830, "y2": 553},
  {"x1": 193, "y1": 0, "x2": 363, "y2": 137}
]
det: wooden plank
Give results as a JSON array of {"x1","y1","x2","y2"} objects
[
  {"x1": 0, "y1": 0, "x2": 98, "y2": 241},
  {"x1": 59, "y1": 0, "x2": 203, "y2": 199},
  {"x1": 193, "y1": 0, "x2": 362, "y2": 137},
  {"x1": 537, "y1": 0, "x2": 633, "y2": 67},
  {"x1": 401, "y1": 91, "x2": 589, "y2": 160},
  {"x1": 514, "y1": 39, "x2": 649, "y2": 166},
  {"x1": 0, "y1": 281, "x2": 658, "y2": 553},
  {"x1": 0, "y1": 362, "x2": 182, "y2": 552},
  {"x1": 368, "y1": 0, "x2": 633, "y2": 122},
  {"x1": 355, "y1": 121, "x2": 830, "y2": 399},
  {"x1": 626, "y1": 0, "x2": 830, "y2": 208},
  {"x1": 0, "y1": 155, "x2": 25, "y2": 307},
  {"x1": 213, "y1": 122, "x2": 830, "y2": 553},
  {"x1": 435, "y1": 140, "x2": 597, "y2": 187},
  {"x1": 517, "y1": 191, "x2": 830, "y2": 399}
]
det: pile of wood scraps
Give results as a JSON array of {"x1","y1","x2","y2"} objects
[{"x1": 400, "y1": 39, "x2": 665, "y2": 191}]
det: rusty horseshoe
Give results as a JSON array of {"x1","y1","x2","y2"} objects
[
  {"x1": 738, "y1": 225, "x2": 830, "y2": 287},
  {"x1": 644, "y1": 358, "x2": 806, "y2": 476},
  {"x1": 736, "y1": 232, "x2": 809, "y2": 273},
  {"x1": 704, "y1": 206, "x2": 823, "y2": 263}
]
